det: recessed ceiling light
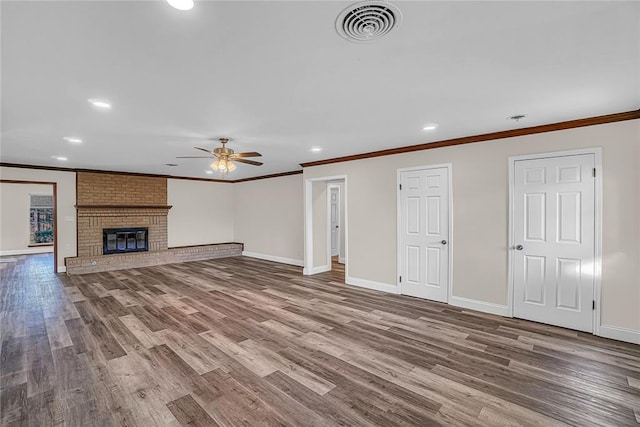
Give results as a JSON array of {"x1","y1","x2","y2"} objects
[
  {"x1": 167, "y1": 0, "x2": 194, "y2": 11},
  {"x1": 423, "y1": 124, "x2": 438, "y2": 131},
  {"x1": 310, "y1": 147, "x2": 322, "y2": 152},
  {"x1": 51, "y1": 156, "x2": 67, "y2": 161},
  {"x1": 88, "y1": 99, "x2": 112, "y2": 109},
  {"x1": 63, "y1": 137, "x2": 82, "y2": 143},
  {"x1": 205, "y1": 170, "x2": 213, "y2": 174}
]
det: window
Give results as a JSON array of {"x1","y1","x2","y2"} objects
[{"x1": 30, "y1": 194, "x2": 54, "y2": 245}]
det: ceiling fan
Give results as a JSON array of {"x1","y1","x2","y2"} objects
[{"x1": 177, "y1": 138, "x2": 262, "y2": 175}]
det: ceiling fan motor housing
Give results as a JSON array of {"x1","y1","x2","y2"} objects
[{"x1": 213, "y1": 147, "x2": 234, "y2": 156}]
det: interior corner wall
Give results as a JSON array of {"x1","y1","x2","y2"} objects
[
  {"x1": 302, "y1": 119, "x2": 640, "y2": 334},
  {"x1": 167, "y1": 179, "x2": 234, "y2": 247},
  {"x1": 0, "y1": 183, "x2": 54, "y2": 255},
  {"x1": 0, "y1": 167, "x2": 77, "y2": 272},
  {"x1": 233, "y1": 174, "x2": 304, "y2": 265}
]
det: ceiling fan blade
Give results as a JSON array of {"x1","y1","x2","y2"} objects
[
  {"x1": 176, "y1": 156, "x2": 213, "y2": 159},
  {"x1": 232, "y1": 152, "x2": 262, "y2": 158},
  {"x1": 195, "y1": 146, "x2": 213, "y2": 154},
  {"x1": 234, "y1": 158, "x2": 263, "y2": 166}
]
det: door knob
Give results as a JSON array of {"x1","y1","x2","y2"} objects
[
  {"x1": 515, "y1": 245, "x2": 524, "y2": 250},
  {"x1": 441, "y1": 240, "x2": 447, "y2": 245}
]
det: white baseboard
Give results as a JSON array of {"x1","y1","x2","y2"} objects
[
  {"x1": 338, "y1": 257, "x2": 345, "y2": 264},
  {"x1": 449, "y1": 295, "x2": 510, "y2": 317},
  {"x1": 57, "y1": 266, "x2": 67, "y2": 273},
  {"x1": 0, "y1": 247, "x2": 54, "y2": 256},
  {"x1": 598, "y1": 325, "x2": 640, "y2": 345},
  {"x1": 242, "y1": 251, "x2": 304, "y2": 267},
  {"x1": 346, "y1": 276, "x2": 399, "y2": 294}
]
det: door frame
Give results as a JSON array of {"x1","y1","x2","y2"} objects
[
  {"x1": 507, "y1": 148, "x2": 603, "y2": 335},
  {"x1": 0, "y1": 179, "x2": 59, "y2": 273},
  {"x1": 396, "y1": 163, "x2": 453, "y2": 302},
  {"x1": 327, "y1": 184, "x2": 341, "y2": 262},
  {"x1": 304, "y1": 175, "x2": 348, "y2": 277}
]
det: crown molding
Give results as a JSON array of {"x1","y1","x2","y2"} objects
[
  {"x1": 232, "y1": 170, "x2": 303, "y2": 183},
  {"x1": 0, "y1": 161, "x2": 302, "y2": 184},
  {"x1": 0, "y1": 162, "x2": 290, "y2": 183},
  {"x1": 3, "y1": 109, "x2": 637, "y2": 179},
  {"x1": 300, "y1": 109, "x2": 640, "y2": 168}
]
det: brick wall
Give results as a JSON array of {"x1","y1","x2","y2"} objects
[
  {"x1": 76, "y1": 172, "x2": 170, "y2": 257},
  {"x1": 77, "y1": 172, "x2": 167, "y2": 205}
]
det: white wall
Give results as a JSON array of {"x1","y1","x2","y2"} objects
[
  {"x1": 0, "y1": 183, "x2": 54, "y2": 255},
  {"x1": 0, "y1": 167, "x2": 76, "y2": 272},
  {"x1": 303, "y1": 120, "x2": 640, "y2": 338},
  {"x1": 233, "y1": 174, "x2": 304, "y2": 266},
  {"x1": 167, "y1": 179, "x2": 234, "y2": 247}
]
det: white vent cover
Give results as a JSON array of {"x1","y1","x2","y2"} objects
[{"x1": 336, "y1": 1, "x2": 402, "y2": 43}]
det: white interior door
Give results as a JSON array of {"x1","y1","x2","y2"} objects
[
  {"x1": 330, "y1": 187, "x2": 339, "y2": 257},
  {"x1": 399, "y1": 167, "x2": 450, "y2": 302},
  {"x1": 513, "y1": 154, "x2": 595, "y2": 332}
]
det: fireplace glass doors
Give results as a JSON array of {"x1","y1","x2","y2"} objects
[{"x1": 103, "y1": 227, "x2": 148, "y2": 254}]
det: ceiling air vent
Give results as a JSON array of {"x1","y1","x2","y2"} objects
[{"x1": 336, "y1": 1, "x2": 402, "y2": 43}]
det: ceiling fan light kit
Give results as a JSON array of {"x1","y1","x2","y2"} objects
[
  {"x1": 178, "y1": 137, "x2": 262, "y2": 177},
  {"x1": 211, "y1": 159, "x2": 236, "y2": 174}
]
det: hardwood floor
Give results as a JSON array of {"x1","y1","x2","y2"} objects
[
  {"x1": 1, "y1": 254, "x2": 639, "y2": 426},
  {"x1": 330, "y1": 256, "x2": 345, "y2": 283}
]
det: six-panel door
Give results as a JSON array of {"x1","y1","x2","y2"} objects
[
  {"x1": 399, "y1": 167, "x2": 450, "y2": 302},
  {"x1": 513, "y1": 154, "x2": 595, "y2": 332}
]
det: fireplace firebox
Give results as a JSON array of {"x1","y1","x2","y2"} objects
[{"x1": 103, "y1": 227, "x2": 148, "y2": 255}]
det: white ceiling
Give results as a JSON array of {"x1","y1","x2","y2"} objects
[{"x1": 1, "y1": 1, "x2": 638, "y2": 180}]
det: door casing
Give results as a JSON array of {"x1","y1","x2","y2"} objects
[
  {"x1": 396, "y1": 163, "x2": 453, "y2": 302},
  {"x1": 0, "y1": 179, "x2": 59, "y2": 273},
  {"x1": 304, "y1": 175, "x2": 348, "y2": 276},
  {"x1": 327, "y1": 184, "x2": 340, "y2": 262},
  {"x1": 508, "y1": 148, "x2": 603, "y2": 336}
]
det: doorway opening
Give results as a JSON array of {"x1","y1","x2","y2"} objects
[
  {"x1": 0, "y1": 180, "x2": 58, "y2": 273},
  {"x1": 304, "y1": 175, "x2": 347, "y2": 284}
]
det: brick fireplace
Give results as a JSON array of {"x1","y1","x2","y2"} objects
[
  {"x1": 76, "y1": 205, "x2": 170, "y2": 257},
  {"x1": 65, "y1": 172, "x2": 241, "y2": 275}
]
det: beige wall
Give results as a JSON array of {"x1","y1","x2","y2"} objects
[
  {"x1": 0, "y1": 167, "x2": 77, "y2": 272},
  {"x1": 233, "y1": 174, "x2": 304, "y2": 263},
  {"x1": 0, "y1": 183, "x2": 54, "y2": 254},
  {"x1": 167, "y1": 179, "x2": 234, "y2": 247},
  {"x1": 303, "y1": 120, "x2": 640, "y2": 332}
]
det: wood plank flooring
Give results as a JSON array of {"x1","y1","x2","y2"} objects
[{"x1": 1, "y1": 253, "x2": 639, "y2": 426}]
